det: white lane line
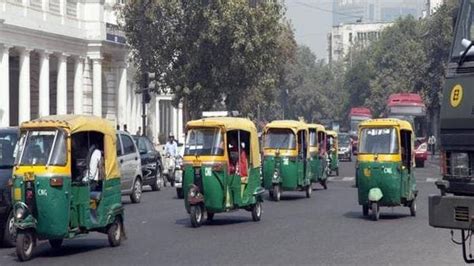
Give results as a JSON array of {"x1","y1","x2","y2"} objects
[
  {"x1": 342, "y1": 177, "x2": 355, "y2": 182},
  {"x1": 426, "y1": 178, "x2": 438, "y2": 183}
]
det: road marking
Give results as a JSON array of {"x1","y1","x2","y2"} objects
[
  {"x1": 342, "y1": 177, "x2": 355, "y2": 182},
  {"x1": 426, "y1": 178, "x2": 438, "y2": 183},
  {"x1": 328, "y1": 177, "x2": 336, "y2": 181}
]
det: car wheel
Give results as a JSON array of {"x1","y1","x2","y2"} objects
[
  {"x1": 151, "y1": 165, "x2": 163, "y2": 192},
  {"x1": 2, "y1": 210, "x2": 16, "y2": 247},
  {"x1": 16, "y1": 230, "x2": 35, "y2": 262},
  {"x1": 107, "y1": 218, "x2": 122, "y2": 247},
  {"x1": 130, "y1": 178, "x2": 142, "y2": 203}
]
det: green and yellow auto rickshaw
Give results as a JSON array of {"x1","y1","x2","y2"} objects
[
  {"x1": 357, "y1": 119, "x2": 417, "y2": 221},
  {"x1": 326, "y1": 130, "x2": 339, "y2": 177},
  {"x1": 12, "y1": 115, "x2": 124, "y2": 261},
  {"x1": 308, "y1": 124, "x2": 328, "y2": 189},
  {"x1": 262, "y1": 121, "x2": 311, "y2": 201},
  {"x1": 182, "y1": 117, "x2": 264, "y2": 228}
]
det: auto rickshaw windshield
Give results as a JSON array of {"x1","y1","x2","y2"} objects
[
  {"x1": 15, "y1": 129, "x2": 67, "y2": 166},
  {"x1": 309, "y1": 130, "x2": 317, "y2": 147},
  {"x1": 359, "y1": 127, "x2": 399, "y2": 154},
  {"x1": 0, "y1": 132, "x2": 18, "y2": 168},
  {"x1": 265, "y1": 128, "x2": 296, "y2": 150},
  {"x1": 185, "y1": 128, "x2": 224, "y2": 156}
]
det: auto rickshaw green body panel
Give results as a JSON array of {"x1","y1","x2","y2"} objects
[{"x1": 262, "y1": 155, "x2": 309, "y2": 190}]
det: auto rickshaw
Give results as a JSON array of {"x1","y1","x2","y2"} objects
[
  {"x1": 357, "y1": 119, "x2": 417, "y2": 221},
  {"x1": 262, "y1": 121, "x2": 311, "y2": 201},
  {"x1": 12, "y1": 115, "x2": 125, "y2": 261},
  {"x1": 308, "y1": 124, "x2": 328, "y2": 189},
  {"x1": 326, "y1": 130, "x2": 339, "y2": 177},
  {"x1": 182, "y1": 117, "x2": 264, "y2": 227}
]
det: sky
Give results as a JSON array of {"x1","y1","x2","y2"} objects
[{"x1": 285, "y1": 0, "x2": 334, "y2": 62}]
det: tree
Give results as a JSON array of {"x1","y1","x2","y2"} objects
[{"x1": 120, "y1": 0, "x2": 291, "y2": 119}]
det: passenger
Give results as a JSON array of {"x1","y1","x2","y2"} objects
[
  {"x1": 82, "y1": 145, "x2": 102, "y2": 183},
  {"x1": 239, "y1": 143, "x2": 249, "y2": 179}
]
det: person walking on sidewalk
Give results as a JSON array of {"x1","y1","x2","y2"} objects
[{"x1": 428, "y1": 135, "x2": 437, "y2": 156}]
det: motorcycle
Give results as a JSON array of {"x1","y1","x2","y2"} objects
[{"x1": 163, "y1": 153, "x2": 176, "y2": 187}]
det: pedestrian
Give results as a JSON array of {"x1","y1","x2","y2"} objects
[
  {"x1": 116, "y1": 125, "x2": 120, "y2": 131},
  {"x1": 428, "y1": 134, "x2": 437, "y2": 156},
  {"x1": 136, "y1": 126, "x2": 142, "y2": 136},
  {"x1": 123, "y1": 124, "x2": 128, "y2": 132}
]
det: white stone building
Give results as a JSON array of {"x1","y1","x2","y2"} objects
[
  {"x1": 0, "y1": 0, "x2": 183, "y2": 143},
  {"x1": 327, "y1": 22, "x2": 391, "y2": 63}
]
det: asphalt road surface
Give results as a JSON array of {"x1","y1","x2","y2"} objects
[{"x1": 0, "y1": 157, "x2": 466, "y2": 265}]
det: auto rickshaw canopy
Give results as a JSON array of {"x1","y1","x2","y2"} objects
[
  {"x1": 20, "y1": 115, "x2": 120, "y2": 180},
  {"x1": 308, "y1": 124, "x2": 326, "y2": 132},
  {"x1": 358, "y1": 118, "x2": 413, "y2": 132},
  {"x1": 186, "y1": 117, "x2": 261, "y2": 168},
  {"x1": 264, "y1": 120, "x2": 308, "y2": 135},
  {"x1": 326, "y1": 130, "x2": 338, "y2": 138}
]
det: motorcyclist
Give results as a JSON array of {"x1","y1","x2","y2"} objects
[{"x1": 165, "y1": 132, "x2": 178, "y2": 157}]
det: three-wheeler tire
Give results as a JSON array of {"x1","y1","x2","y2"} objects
[
  {"x1": 336, "y1": 168, "x2": 339, "y2": 176},
  {"x1": 176, "y1": 188, "x2": 184, "y2": 199},
  {"x1": 16, "y1": 230, "x2": 35, "y2": 262},
  {"x1": 371, "y1": 202, "x2": 380, "y2": 221},
  {"x1": 251, "y1": 201, "x2": 262, "y2": 222},
  {"x1": 362, "y1": 205, "x2": 369, "y2": 216},
  {"x1": 272, "y1": 185, "x2": 281, "y2": 202},
  {"x1": 305, "y1": 185, "x2": 312, "y2": 198},
  {"x1": 321, "y1": 179, "x2": 328, "y2": 190},
  {"x1": 190, "y1": 205, "x2": 203, "y2": 228},
  {"x1": 207, "y1": 212, "x2": 214, "y2": 222},
  {"x1": 2, "y1": 211, "x2": 16, "y2": 247},
  {"x1": 107, "y1": 218, "x2": 123, "y2": 247},
  {"x1": 49, "y1": 239, "x2": 63, "y2": 249},
  {"x1": 410, "y1": 199, "x2": 417, "y2": 217}
]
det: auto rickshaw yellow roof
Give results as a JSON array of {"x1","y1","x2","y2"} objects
[
  {"x1": 326, "y1": 130, "x2": 338, "y2": 137},
  {"x1": 359, "y1": 118, "x2": 413, "y2": 131},
  {"x1": 186, "y1": 117, "x2": 257, "y2": 132},
  {"x1": 20, "y1": 115, "x2": 116, "y2": 135},
  {"x1": 264, "y1": 120, "x2": 308, "y2": 133},
  {"x1": 308, "y1": 123, "x2": 326, "y2": 132}
]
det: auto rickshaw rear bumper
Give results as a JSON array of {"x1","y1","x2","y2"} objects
[{"x1": 429, "y1": 194, "x2": 474, "y2": 230}]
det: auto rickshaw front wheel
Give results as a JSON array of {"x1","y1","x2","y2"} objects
[
  {"x1": 16, "y1": 230, "x2": 36, "y2": 262},
  {"x1": 409, "y1": 199, "x2": 417, "y2": 217},
  {"x1": 371, "y1": 202, "x2": 380, "y2": 221},
  {"x1": 272, "y1": 185, "x2": 281, "y2": 202},
  {"x1": 190, "y1": 205, "x2": 204, "y2": 228},
  {"x1": 305, "y1": 185, "x2": 312, "y2": 198},
  {"x1": 107, "y1": 218, "x2": 123, "y2": 247},
  {"x1": 251, "y1": 201, "x2": 262, "y2": 222}
]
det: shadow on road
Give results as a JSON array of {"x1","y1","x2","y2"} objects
[
  {"x1": 175, "y1": 216, "x2": 254, "y2": 228},
  {"x1": 343, "y1": 211, "x2": 412, "y2": 221},
  {"x1": 27, "y1": 239, "x2": 109, "y2": 260}
]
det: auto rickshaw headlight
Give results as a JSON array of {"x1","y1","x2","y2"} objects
[{"x1": 15, "y1": 206, "x2": 26, "y2": 220}]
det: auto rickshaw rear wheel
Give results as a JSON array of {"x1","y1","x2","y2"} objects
[
  {"x1": 107, "y1": 218, "x2": 123, "y2": 247},
  {"x1": 272, "y1": 185, "x2": 281, "y2": 202},
  {"x1": 305, "y1": 185, "x2": 312, "y2": 198},
  {"x1": 410, "y1": 199, "x2": 417, "y2": 217},
  {"x1": 335, "y1": 168, "x2": 339, "y2": 176},
  {"x1": 49, "y1": 239, "x2": 63, "y2": 249},
  {"x1": 206, "y1": 212, "x2": 214, "y2": 222},
  {"x1": 321, "y1": 179, "x2": 328, "y2": 190},
  {"x1": 2, "y1": 210, "x2": 16, "y2": 247},
  {"x1": 176, "y1": 188, "x2": 184, "y2": 199},
  {"x1": 371, "y1": 202, "x2": 380, "y2": 221},
  {"x1": 190, "y1": 205, "x2": 203, "y2": 228},
  {"x1": 362, "y1": 205, "x2": 369, "y2": 216},
  {"x1": 251, "y1": 201, "x2": 262, "y2": 222},
  {"x1": 16, "y1": 230, "x2": 35, "y2": 262}
]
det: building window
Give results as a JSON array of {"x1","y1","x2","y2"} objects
[
  {"x1": 49, "y1": 0, "x2": 60, "y2": 13},
  {"x1": 66, "y1": 0, "x2": 78, "y2": 17},
  {"x1": 29, "y1": 0, "x2": 42, "y2": 9}
]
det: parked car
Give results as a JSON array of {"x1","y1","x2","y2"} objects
[
  {"x1": 415, "y1": 138, "x2": 428, "y2": 168},
  {"x1": 116, "y1": 131, "x2": 143, "y2": 203},
  {"x1": 133, "y1": 135, "x2": 164, "y2": 191},
  {"x1": 0, "y1": 127, "x2": 19, "y2": 246}
]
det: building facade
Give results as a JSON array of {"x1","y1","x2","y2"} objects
[
  {"x1": 328, "y1": 22, "x2": 391, "y2": 63},
  {"x1": 0, "y1": 0, "x2": 182, "y2": 143},
  {"x1": 333, "y1": 0, "x2": 425, "y2": 26}
]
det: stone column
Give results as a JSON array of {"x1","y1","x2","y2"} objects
[
  {"x1": 92, "y1": 58, "x2": 102, "y2": 117},
  {"x1": 177, "y1": 101, "x2": 183, "y2": 143},
  {"x1": 0, "y1": 45, "x2": 11, "y2": 126},
  {"x1": 19, "y1": 48, "x2": 32, "y2": 123},
  {"x1": 56, "y1": 53, "x2": 68, "y2": 115},
  {"x1": 155, "y1": 98, "x2": 161, "y2": 144},
  {"x1": 38, "y1": 50, "x2": 51, "y2": 117},
  {"x1": 117, "y1": 61, "x2": 127, "y2": 125},
  {"x1": 73, "y1": 56, "x2": 84, "y2": 114}
]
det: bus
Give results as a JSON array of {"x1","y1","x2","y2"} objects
[
  {"x1": 387, "y1": 93, "x2": 428, "y2": 167},
  {"x1": 349, "y1": 107, "x2": 372, "y2": 154}
]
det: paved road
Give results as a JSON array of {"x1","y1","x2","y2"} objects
[{"x1": 0, "y1": 158, "x2": 465, "y2": 265}]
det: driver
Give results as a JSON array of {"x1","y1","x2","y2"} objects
[{"x1": 165, "y1": 132, "x2": 178, "y2": 157}]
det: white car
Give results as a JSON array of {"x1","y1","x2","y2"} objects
[{"x1": 116, "y1": 131, "x2": 143, "y2": 203}]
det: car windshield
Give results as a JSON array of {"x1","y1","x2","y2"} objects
[
  {"x1": 452, "y1": 0, "x2": 474, "y2": 61},
  {"x1": 359, "y1": 127, "x2": 399, "y2": 154},
  {"x1": 0, "y1": 132, "x2": 18, "y2": 168},
  {"x1": 184, "y1": 128, "x2": 224, "y2": 156},
  {"x1": 339, "y1": 134, "x2": 351, "y2": 146},
  {"x1": 264, "y1": 128, "x2": 296, "y2": 150},
  {"x1": 15, "y1": 129, "x2": 67, "y2": 166}
]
